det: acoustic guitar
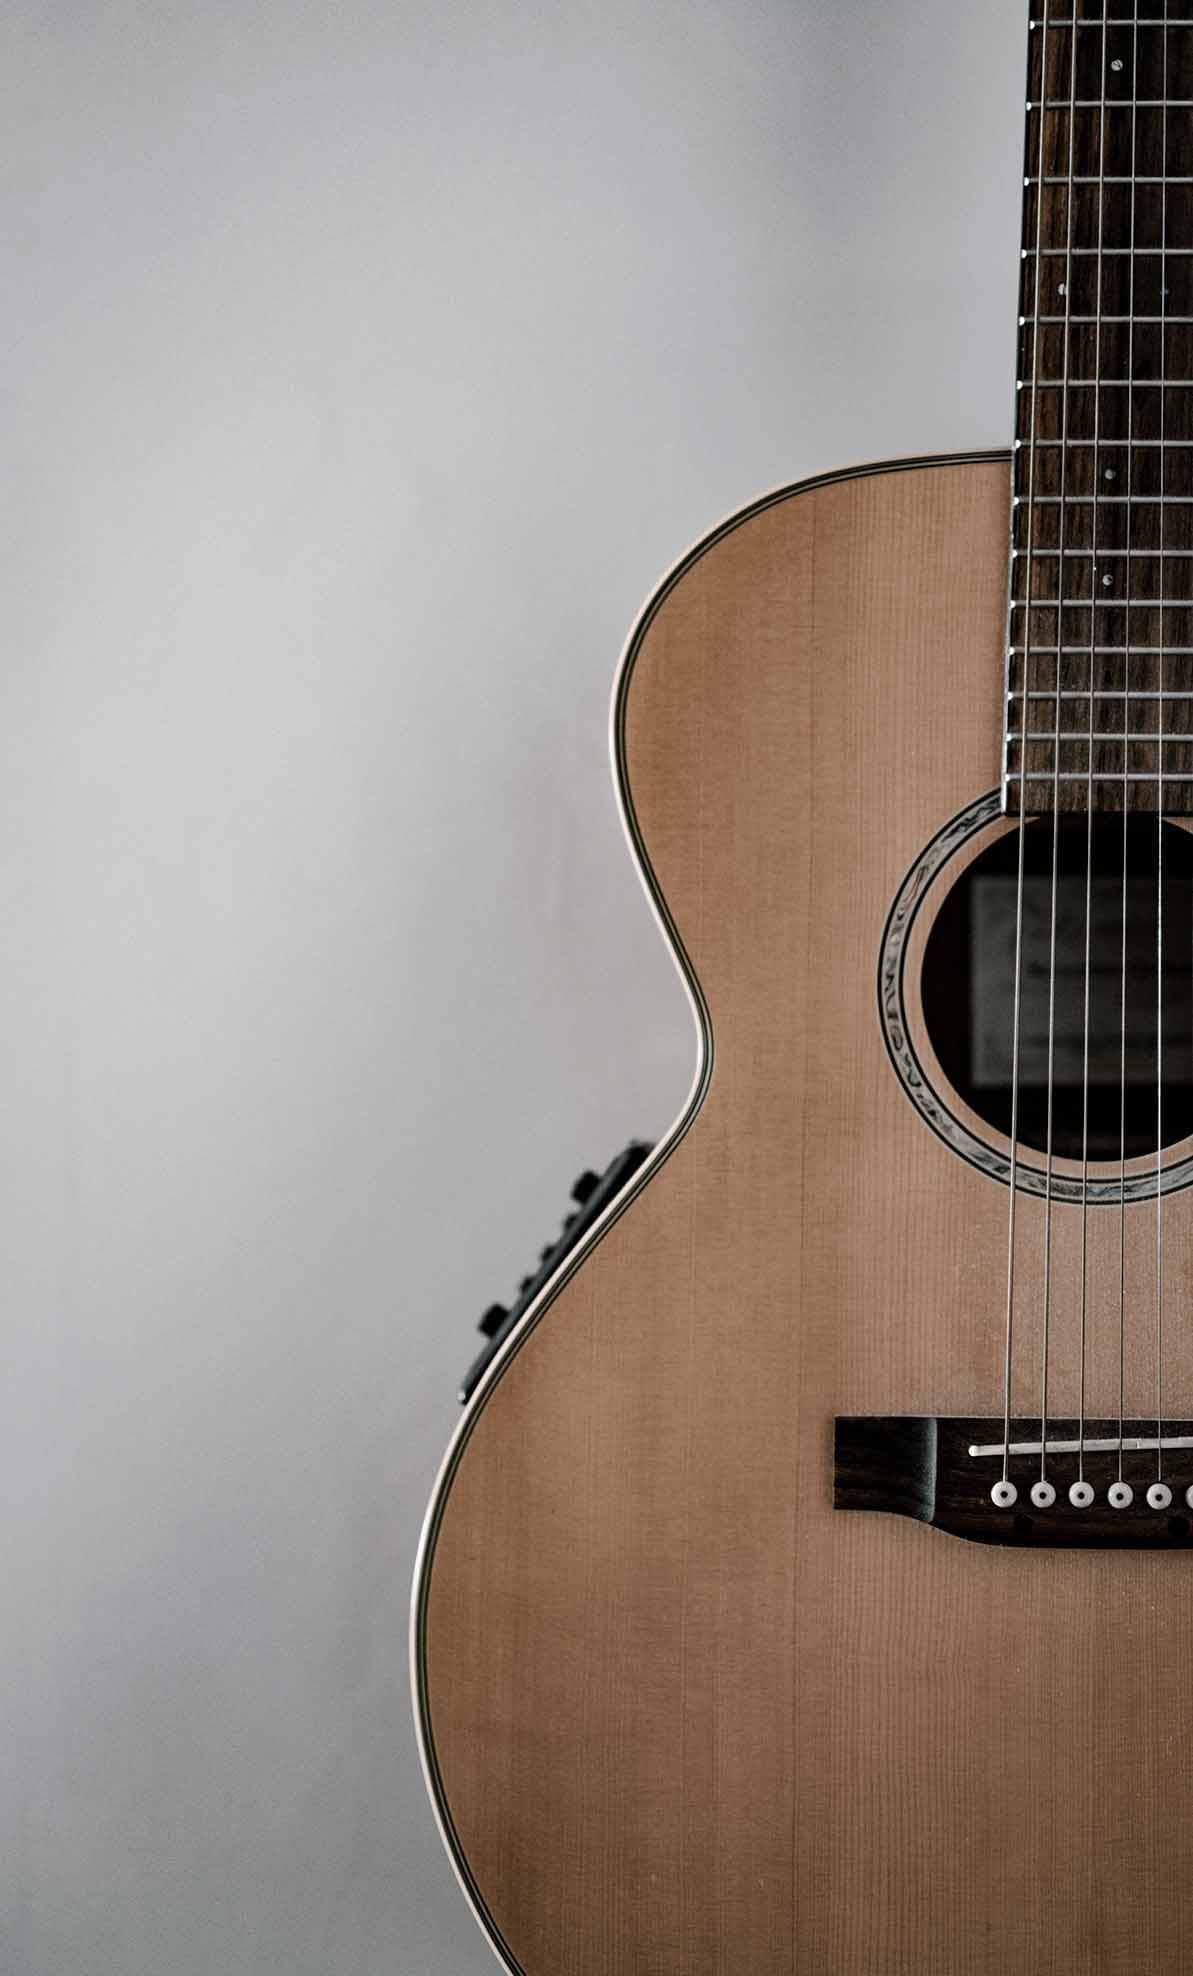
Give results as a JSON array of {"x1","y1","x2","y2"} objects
[{"x1": 412, "y1": 6, "x2": 1193, "y2": 1970}]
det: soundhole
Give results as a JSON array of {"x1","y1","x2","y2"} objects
[{"x1": 920, "y1": 815, "x2": 1193, "y2": 1162}]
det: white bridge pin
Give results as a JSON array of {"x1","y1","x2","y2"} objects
[
  {"x1": 1030, "y1": 1479, "x2": 1056, "y2": 1509},
  {"x1": 1108, "y1": 1481, "x2": 1134, "y2": 1509},
  {"x1": 1069, "y1": 1480, "x2": 1094, "y2": 1509},
  {"x1": 1147, "y1": 1482, "x2": 1173, "y2": 1511},
  {"x1": 991, "y1": 1479, "x2": 1017, "y2": 1509}
]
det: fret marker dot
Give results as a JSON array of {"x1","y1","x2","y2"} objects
[
  {"x1": 1105, "y1": 468, "x2": 1116, "y2": 481},
  {"x1": 1111, "y1": 58, "x2": 1123, "y2": 71},
  {"x1": 1057, "y1": 282, "x2": 1066, "y2": 296},
  {"x1": 1102, "y1": 574, "x2": 1113, "y2": 588}
]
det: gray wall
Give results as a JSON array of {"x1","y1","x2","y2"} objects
[{"x1": 3, "y1": 3, "x2": 1021, "y2": 1971}]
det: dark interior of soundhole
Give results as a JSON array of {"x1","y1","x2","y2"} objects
[{"x1": 920, "y1": 816, "x2": 1193, "y2": 1161}]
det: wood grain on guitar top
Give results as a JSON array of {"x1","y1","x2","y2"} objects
[{"x1": 415, "y1": 456, "x2": 1193, "y2": 1976}]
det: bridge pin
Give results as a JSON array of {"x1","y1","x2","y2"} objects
[
  {"x1": 1069, "y1": 1480, "x2": 1094, "y2": 1508},
  {"x1": 990, "y1": 1480, "x2": 1017, "y2": 1509},
  {"x1": 1030, "y1": 1479, "x2": 1056, "y2": 1509},
  {"x1": 1147, "y1": 1482, "x2": 1173, "y2": 1511},
  {"x1": 1108, "y1": 1481, "x2": 1134, "y2": 1509}
]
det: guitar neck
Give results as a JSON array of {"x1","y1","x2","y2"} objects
[{"x1": 1008, "y1": 6, "x2": 1193, "y2": 813}]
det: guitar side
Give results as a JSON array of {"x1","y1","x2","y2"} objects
[{"x1": 410, "y1": 453, "x2": 1193, "y2": 1976}]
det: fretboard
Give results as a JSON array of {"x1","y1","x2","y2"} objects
[{"x1": 1007, "y1": 3, "x2": 1193, "y2": 813}]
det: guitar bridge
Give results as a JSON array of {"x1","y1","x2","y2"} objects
[{"x1": 833, "y1": 1416, "x2": 1193, "y2": 1548}]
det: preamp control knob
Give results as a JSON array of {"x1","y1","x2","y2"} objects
[{"x1": 477, "y1": 1303, "x2": 508, "y2": 1339}]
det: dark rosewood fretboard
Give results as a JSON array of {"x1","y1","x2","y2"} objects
[{"x1": 1008, "y1": 3, "x2": 1193, "y2": 812}]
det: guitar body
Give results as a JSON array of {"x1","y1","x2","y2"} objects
[{"x1": 412, "y1": 453, "x2": 1193, "y2": 1974}]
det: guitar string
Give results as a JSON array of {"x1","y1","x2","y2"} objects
[
  {"x1": 1155, "y1": 4, "x2": 1168, "y2": 1491},
  {"x1": 1001, "y1": 0, "x2": 1053, "y2": 1503},
  {"x1": 1078, "y1": 4, "x2": 1112, "y2": 1494},
  {"x1": 1118, "y1": 0, "x2": 1141, "y2": 1490},
  {"x1": 1040, "y1": 0, "x2": 1084, "y2": 1497}
]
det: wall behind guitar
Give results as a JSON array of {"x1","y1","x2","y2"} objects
[{"x1": 2, "y1": 3, "x2": 1019, "y2": 1972}]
